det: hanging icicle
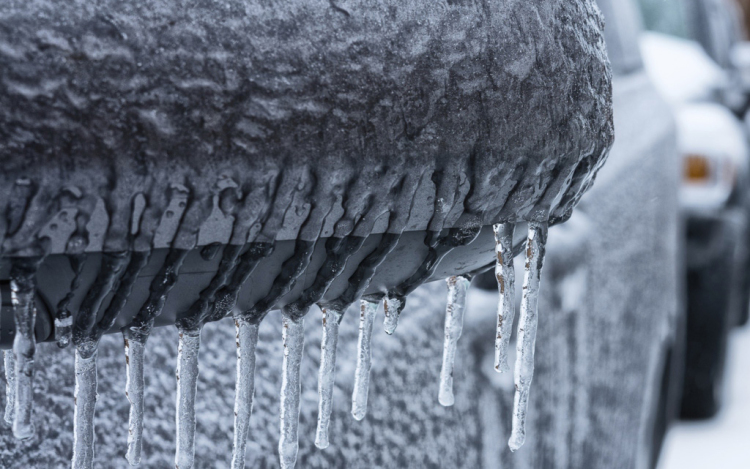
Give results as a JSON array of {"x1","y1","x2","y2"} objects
[
  {"x1": 508, "y1": 222, "x2": 548, "y2": 452},
  {"x1": 123, "y1": 248, "x2": 188, "y2": 465},
  {"x1": 72, "y1": 343, "x2": 98, "y2": 469},
  {"x1": 10, "y1": 257, "x2": 42, "y2": 440},
  {"x1": 493, "y1": 223, "x2": 516, "y2": 373},
  {"x1": 438, "y1": 275, "x2": 471, "y2": 407},
  {"x1": 3, "y1": 350, "x2": 15, "y2": 426},
  {"x1": 124, "y1": 337, "x2": 146, "y2": 466},
  {"x1": 351, "y1": 300, "x2": 379, "y2": 421},
  {"x1": 175, "y1": 329, "x2": 202, "y2": 469},
  {"x1": 279, "y1": 316, "x2": 305, "y2": 469},
  {"x1": 383, "y1": 295, "x2": 405, "y2": 335},
  {"x1": 231, "y1": 318, "x2": 260, "y2": 469},
  {"x1": 315, "y1": 306, "x2": 343, "y2": 449}
]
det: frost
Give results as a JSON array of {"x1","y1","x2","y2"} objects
[
  {"x1": 279, "y1": 316, "x2": 304, "y2": 469},
  {"x1": 231, "y1": 318, "x2": 259, "y2": 469},
  {"x1": 175, "y1": 329, "x2": 201, "y2": 469},
  {"x1": 124, "y1": 337, "x2": 145, "y2": 466},
  {"x1": 72, "y1": 345, "x2": 98, "y2": 469},
  {"x1": 438, "y1": 275, "x2": 470, "y2": 407},
  {"x1": 351, "y1": 300, "x2": 378, "y2": 421},
  {"x1": 494, "y1": 223, "x2": 516, "y2": 373},
  {"x1": 315, "y1": 307, "x2": 343, "y2": 449},
  {"x1": 509, "y1": 222, "x2": 548, "y2": 452}
]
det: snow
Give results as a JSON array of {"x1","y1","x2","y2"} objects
[{"x1": 659, "y1": 325, "x2": 750, "y2": 469}]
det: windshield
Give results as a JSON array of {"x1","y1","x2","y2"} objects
[
  {"x1": 638, "y1": 0, "x2": 739, "y2": 68},
  {"x1": 637, "y1": 0, "x2": 694, "y2": 39}
]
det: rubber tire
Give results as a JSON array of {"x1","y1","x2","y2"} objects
[
  {"x1": 735, "y1": 258, "x2": 750, "y2": 327},
  {"x1": 680, "y1": 239, "x2": 735, "y2": 420}
]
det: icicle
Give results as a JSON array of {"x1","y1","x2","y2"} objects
[
  {"x1": 508, "y1": 222, "x2": 548, "y2": 452},
  {"x1": 124, "y1": 337, "x2": 145, "y2": 466},
  {"x1": 494, "y1": 223, "x2": 516, "y2": 373},
  {"x1": 72, "y1": 344, "x2": 98, "y2": 469},
  {"x1": 383, "y1": 295, "x2": 405, "y2": 335},
  {"x1": 231, "y1": 318, "x2": 260, "y2": 469},
  {"x1": 438, "y1": 275, "x2": 471, "y2": 407},
  {"x1": 10, "y1": 258, "x2": 40, "y2": 440},
  {"x1": 56, "y1": 253, "x2": 87, "y2": 349},
  {"x1": 55, "y1": 314, "x2": 74, "y2": 349},
  {"x1": 315, "y1": 307, "x2": 343, "y2": 449},
  {"x1": 279, "y1": 316, "x2": 305, "y2": 469},
  {"x1": 3, "y1": 350, "x2": 15, "y2": 426},
  {"x1": 123, "y1": 248, "x2": 188, "y2": 463},
  {"x1": 351, "y1": 300, "x2": 378, "y2": 421},
  {"x1": 175, "y1": 329, "x2": 202, "y2": 469}
]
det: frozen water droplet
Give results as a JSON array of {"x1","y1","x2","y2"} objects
[
  {"x1": 315, "y1": 307, "x2": 343, "y2": 449},
  {"x1": 55, "y1": 314, "x2": 73, "y2": 348},
  {"x1": 438, "y1": 275, "x2": 470, "y2": 407},
  {"x1": 10, "y1": 258, "x2": 41, "y2": 440},
  {"x1": 231, "y1": 318, "x2": 260, "y2": 469},
  {"x1": 351, "y1": 300, "x2": 378, "y2": 421},
  {"x1": 493, "y1": 223, "x2": 516, "y2": 373},
  {"x1": 508, "y1": 222, "x2": 548, "y2": 452},
  {"x1": 124, "y1": 337, "x2": 145, "y2": 466},
  {"x1": 72, "y1": 344, "x2": 98, "y2": 469},
  {"x1": 3, "y1": 350, "x2": 15, "y2": 426},
  {"x1": 383, "y1": 295, "x2": 405, "y2": 335},
  {"x1": 279, "y1": 316, "x2": 305, "y2": 469},
  {"x1": 175, "y1": 329, "x2": 202, "y2": 469}
]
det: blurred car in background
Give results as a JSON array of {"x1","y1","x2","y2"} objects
[{"x1": 639, "y1": 0, "x2": 750, "y2": 419}]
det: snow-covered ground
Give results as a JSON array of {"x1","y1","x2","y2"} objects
[{"x1": 660, "y1": 324, "x2": 750, "y2": 469}]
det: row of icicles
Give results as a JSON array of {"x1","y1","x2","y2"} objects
[{"x1": 0, "y1": 221, "x2": 548, "y2": 468}]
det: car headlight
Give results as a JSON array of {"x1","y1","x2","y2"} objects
[{"x1": 681, "y1": 152, "x2": 736, "y2": 210}]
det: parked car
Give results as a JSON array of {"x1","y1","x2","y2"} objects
[{"x1": 639, "y1": 0, "x2": 750, "y2": 419}]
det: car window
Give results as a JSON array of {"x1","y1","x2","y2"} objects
[
  {"x1": 639, "y1": 0, "x2": 739, "y2": 69},
  {"x1": 695, "y1": 0, "x2": 741, "y2": 68},
  {"x1": 637, "y1": 0, "x2": 693, "y2": 39},
  {"x1": 596, "y1": 0, "x2": 645, "y2": 75}
]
